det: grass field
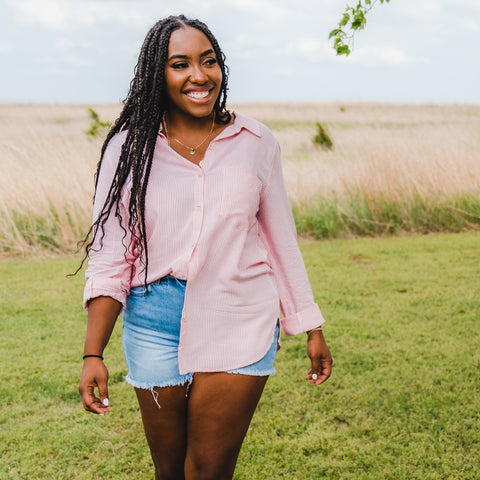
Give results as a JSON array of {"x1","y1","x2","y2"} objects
[
  {"x1": 1, "y1": 103, "x2": 479, "y2": 254},
  {"x1": 1, "y1": 232, "x2": 479, "y2": 479}
]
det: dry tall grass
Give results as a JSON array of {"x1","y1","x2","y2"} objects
[{"x1": 1, "y1": 103, "x2": 479, "y2": 254}]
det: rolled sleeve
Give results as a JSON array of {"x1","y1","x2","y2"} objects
[
  {"x1": 281, "y1": 304, "x2": 325, "y2": 336},
  {"x1": 83, "y1": 277, "x2": 129, "y2": 310}
]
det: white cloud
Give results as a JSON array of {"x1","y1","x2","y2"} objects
[
  {"x1": 6, "y1": 0, "x2": 70, "y2": 30},
  {"x1": 0, "y1": 43, "x2": 12, "y2": 54},
  {"x1": 4, "y1": 0, "x2": 146, "y2": 30},
  {"x1": 42, "y1": 52, "x2": 90, "y2": 68},
  {"x1": 287, "y1": 38, "x2": 333, "y2": 61},
  {"x1": 229, "y1": 0, "x2": 287, "y2": 17},
  {"x1": 344, "y1": 47, "x2": 412, "y2": 68}
]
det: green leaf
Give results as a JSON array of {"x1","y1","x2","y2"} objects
[
  {"x1": 329, "y1": 28, "x2": 342, "y2": 39},
  {"x1": 336, "y1": 45, "x2": 351, "y2": 56},
  {"x1": 339, "y1": 12, "x2": 350, "y2": 27},
  {"x1": 352, "y1": 10, "x2": 366, "y2": 30}
]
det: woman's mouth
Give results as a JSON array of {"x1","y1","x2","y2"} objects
[
  {"x1": 184, "y1": 88, "x2": 214, "y2": 104},
  {"x1": 186, "y1": 90, "x2": 210, "y2": 99}
]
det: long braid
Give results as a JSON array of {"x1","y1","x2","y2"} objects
[{"x1": 78, "y1": 15, "x2": 231, "y2": 285}]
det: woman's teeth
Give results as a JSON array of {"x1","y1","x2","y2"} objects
[{"x1": 187, "y1": 91, "x2": 209, "y2": 99}]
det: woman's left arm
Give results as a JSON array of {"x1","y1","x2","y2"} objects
[{"x1": 257, "y1": 139, "x2": 332, "y2": 384}]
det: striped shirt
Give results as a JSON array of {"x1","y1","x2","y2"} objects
[{"x1": 84, "y1": 112, "x2": 325, "y2": 373}]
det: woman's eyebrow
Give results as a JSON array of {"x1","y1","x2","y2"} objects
[{"x1": 168, "y1": 49, "x2": 215, "y2": 61}]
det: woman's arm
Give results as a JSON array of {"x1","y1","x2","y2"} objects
[
  {"x1": 257, "y1": 139, "x2": 332, "y2": 384},
  {"x1": 257, "y1": 141, "x2": 325, "y2": 334},
  {"x1": 79, "y1": 296, "x2": 122, "y2": 414},
  {"x1": 83, "y1": 131, "x2": 135, "y2": 310}
]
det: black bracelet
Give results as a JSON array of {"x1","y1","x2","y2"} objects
[{"x1": 83, "y1": 354, "x2": 104, "y2": 360}]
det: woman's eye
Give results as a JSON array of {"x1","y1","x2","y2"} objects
[
  {"x1": 171, "y1": 62, "x2": 188, "y2": 69},
  {"x1": 204, "y1": 58, "x2": 217, "y2": 66}
]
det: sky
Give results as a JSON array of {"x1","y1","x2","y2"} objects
[{"x1": 0, "y1": 0, "x2": 479, "y2": 105}]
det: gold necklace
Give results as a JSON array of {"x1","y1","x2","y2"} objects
[{"x1": 162, "y1": 113, "x2": 215, "y2": 155}]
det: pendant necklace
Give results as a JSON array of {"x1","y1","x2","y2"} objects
[{"x1": 162, "y1": 113, "x2": 215, "y2": 155}]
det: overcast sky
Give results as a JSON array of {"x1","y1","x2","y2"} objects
[{"x1": 1, "y1": 0, "x2": 479, "y2": 104}]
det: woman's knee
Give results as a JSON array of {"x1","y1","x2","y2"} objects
[
  {"x1": 154, "y1": 463, "x2": 186, "y2": 480},
  {"x1": 184, "y1": 449, "x2": 238, "y2": 480}
]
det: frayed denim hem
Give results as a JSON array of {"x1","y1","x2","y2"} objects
[
  {"x1": 126, "y1": 374, "x2": 194, "y2": 408},
  {"x1": 125, "y1": 373, "x2": 193, "y2": 390},
  {"x1": 225, "y1": 367, "x2": 276, "y2": 376}
]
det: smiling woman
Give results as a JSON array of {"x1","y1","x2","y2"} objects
[{"x1": 78, "y1": 14, "x2": 332, "y2": 480}]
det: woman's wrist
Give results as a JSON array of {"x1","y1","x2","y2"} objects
[
  {"x1": 82, "y1": 354, "x2": 104, "y2": 361},
  {"x1": 306, "y1": 325, "x2": 323, "y2": 336}
]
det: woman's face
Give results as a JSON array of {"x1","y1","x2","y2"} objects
[{"x1": 164, "y1": 26, "x2": 222, "y2": 120}]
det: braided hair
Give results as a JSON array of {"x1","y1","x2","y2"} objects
[{"x1": 82, "y1": 15, "x2": 230, "y2": 284}]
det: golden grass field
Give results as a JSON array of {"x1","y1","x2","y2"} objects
[{"x1": 1, "y1": 102, "x2": 479, "y2": 254}]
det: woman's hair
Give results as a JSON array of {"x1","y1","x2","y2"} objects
[{"x1": 82, "y1": 15, "x2": 230, "y2": 282}]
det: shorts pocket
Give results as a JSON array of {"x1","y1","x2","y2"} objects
[{"x1": 128, "y1": 285, "x2": 148, "y2": 297}]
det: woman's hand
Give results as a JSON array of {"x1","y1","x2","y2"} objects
[
  {"x1": 79, "y1": 357, "x2": 111, "y2": 414},
  {"x1": 306, "y1": 328, "x2": 333, "y2": 386}
]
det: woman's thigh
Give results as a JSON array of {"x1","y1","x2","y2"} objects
[
  {"x1": 184, "y1": 373, "x2": 268, "y2": 480},
  {"x1": 135, "y1": 384, "x2": 189, "y2": 480}
]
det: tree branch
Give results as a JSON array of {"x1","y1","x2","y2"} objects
[{"x1": 329, "y1": 0, "x2": 391, "y2": 56}]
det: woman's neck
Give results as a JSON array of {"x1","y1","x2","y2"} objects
[{"x1": 164, "y1": 109, "x2": 216, "y2": 136}]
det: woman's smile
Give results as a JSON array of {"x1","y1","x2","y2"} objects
[{"x1": 184, "y1": 87, "x2": 214, "y2": 103}]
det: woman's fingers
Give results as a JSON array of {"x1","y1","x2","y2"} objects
[
  {"x1": 306, "y1": 330, "x2": 333, "y2": 386},
  {"x1": 306, "y1": 359, "x2": 332, "y2": 385},
  {"x1": 79, "y1": 360, "x2": 110, "y2": 414}
]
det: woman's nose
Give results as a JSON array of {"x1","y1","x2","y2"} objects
[{"x1": 189, "y1": 64, "x2": 208, "y2": 83}]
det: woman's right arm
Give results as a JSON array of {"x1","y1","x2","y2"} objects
[
  {"x1": 80, "y1": 132, "x2": 132, "y2": 413},
  {"x1": 79, "y1": 296, "x2": 122, "y2": 414}
]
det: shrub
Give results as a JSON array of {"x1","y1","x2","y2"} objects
[
  {"x1": 85, "y1": 108, "x2": 111, "y2": 138},
  {"x1": 312, "y1": 122, "x2": 333, "y2": 150}
]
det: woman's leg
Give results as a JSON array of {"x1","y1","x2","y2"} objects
[
  {"x1": 184, "y1": 373, "x2": 268, "y2": 480},
  {"x1": 135, "y1": 384, "x2": 189, "y2": 480}
]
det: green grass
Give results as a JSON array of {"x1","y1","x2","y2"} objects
[
  {"x1": 293, "y1": 192, "x2": 480, "y2": 239},
  {"x1": 4, "y1": 193, "x2": 480, "y2": 255},
  {"x1": 0, "y1": 205, "x2": 88, "y2": 254},
  {"x1": 1, "y1": 232, "x2": 479, "y2": 479}
]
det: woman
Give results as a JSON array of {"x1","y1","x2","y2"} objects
[{"x1": 79, "y1": 15, "x2": 332, "y2": 480}]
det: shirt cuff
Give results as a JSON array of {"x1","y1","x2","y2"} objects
[
  {"x1": 83, "y1": 278, "x2": 128, "y2": 310},
  {"x1": 280, "y1": 303, "x2": 325, "y2": 336}
]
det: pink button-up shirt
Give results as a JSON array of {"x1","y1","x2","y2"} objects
[{"x1": 84, "y1": 113, "x2": 325, "y2": 373}]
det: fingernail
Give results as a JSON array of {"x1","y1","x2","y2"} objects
[{"x1": 103, "y1": 398, "x2": 109, "y2": 406}]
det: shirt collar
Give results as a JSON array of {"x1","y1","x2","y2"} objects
[
  {"x1": 228, "y1": 112, "x2": 262, "y2": 137},
  {"x1": 157, "y1": 111, "x2": 261, "y2": 140}
]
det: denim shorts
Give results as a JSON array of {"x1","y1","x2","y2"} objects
[{"x1": 122, "y1": 275, "x2": 279, "y2": 390}]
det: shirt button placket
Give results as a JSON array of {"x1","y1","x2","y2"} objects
[{"x1": 189, "y1": 169, "x2": 205, "y2": 274}]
